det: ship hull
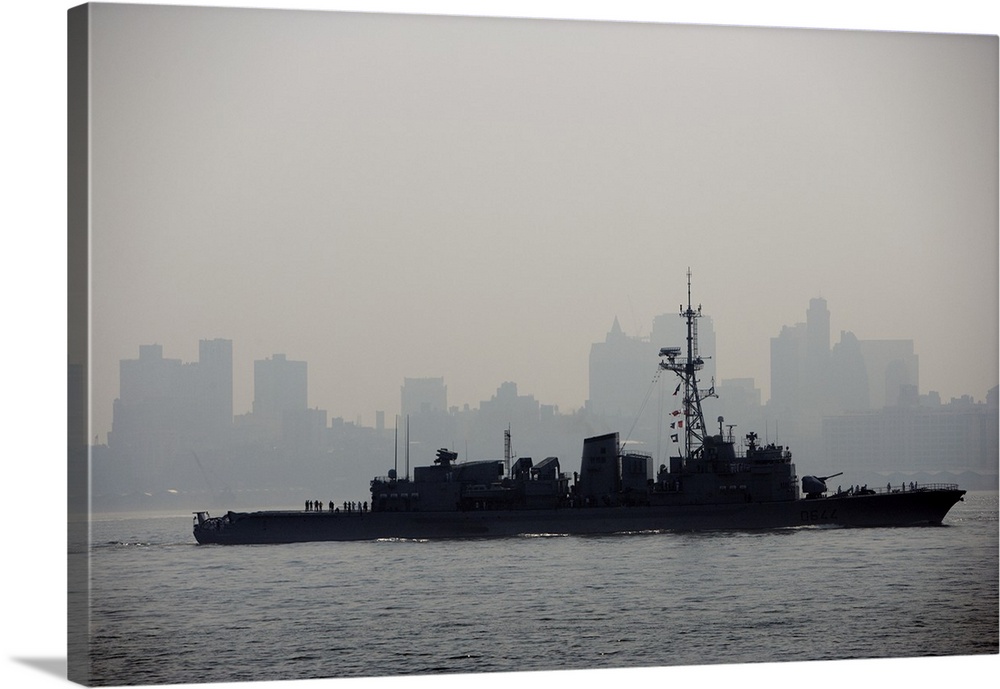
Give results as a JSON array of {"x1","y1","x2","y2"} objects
[{"x1": 193, "y1": 488, "x2": 965, "y2": 545}]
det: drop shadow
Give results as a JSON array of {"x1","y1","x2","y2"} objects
[{"x1": 12, "y1": 657, "x2": 66, "y2": 679}]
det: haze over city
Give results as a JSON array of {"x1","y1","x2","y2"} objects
[{"x1": 86, "y1": 4, "x2": 997, "y2": 442}]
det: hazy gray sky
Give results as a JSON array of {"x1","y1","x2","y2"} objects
[{"x1": 87, "y1": 3, "x2": 997, "y2": 439}]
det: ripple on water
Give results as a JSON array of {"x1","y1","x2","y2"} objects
[{"x1": 83, "y1": 497, "x2": 998, "y2": 685}]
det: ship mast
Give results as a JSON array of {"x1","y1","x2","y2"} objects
[
  {"x1": 504, "y1": 425, "x2": 513, "y2": 478},
  {"x1": 659, "y1": 269, "x2": 714, "y2": 459}
]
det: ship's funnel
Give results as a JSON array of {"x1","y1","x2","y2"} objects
[{"x1": 579, "y1": 432, "x2": 620, "y2": 504}]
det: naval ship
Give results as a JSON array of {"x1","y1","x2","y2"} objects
[{"x1": 193, "y1": 276, "x2": 965, "y2": 544}]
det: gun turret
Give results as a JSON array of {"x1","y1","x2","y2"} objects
[{"x1": 802, "y1": 472, "x2": 844, "y2": 498}]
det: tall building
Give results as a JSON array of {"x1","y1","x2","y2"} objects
[
  {"x1": 771, "y1": 298, "x2": 919, "y2": 414},
  {"x1": 588, "y1": 317, "x2": 655, "y2": 418},
  {"x1": 253, "y1": 354, "x2": 307, "y2": 418},
  {"x1": 589, "y1": 312, "x2": 717, "y2": 423},
  {"x1": 104, "y1": 340, "x2": 234, "y2": 497},
  {"x1": 770, "y1": 322, "x2": 807, "y2": 415},
  {"x1": 478, "y1": 381, "x2": 540, "y2": 426},
  {"x1": 198, "y1": 338, "x2": 233, "y2": 437},
  {"x1": 247, "y1": 354, "x2": 309, "y2": 441},
  {"x1": 117, "y1": 344, "x2": 180, "y2": 408},
  {"x1": 401, "y1": 377, "x2": 447, "y2": 417},
  {"x1": 769, "y1": 298, "x2": 930, "y2": 474},
  {"x1": 829, "y1": 330, "x2": 870, "y2": 411},
  {"x1": 770, "y1": 298, "x2": 830, "y2": 415},
  {"x1": 110, "y1": 340, "x2": 233, "y2": 451},
  {"x1": 806, "y1": 298, "x2": 830, "y2": 369},
  {"x1": 857, "y1": 340, "x2": 919, "y2": 409}
]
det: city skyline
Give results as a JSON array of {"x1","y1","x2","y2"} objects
[
  {"x1": 97, "y1": 288, "x2": 996, "y2": 444},
  {"x1": 93, "y1": 293, "x2": 998, "y2": 513},
  {"x1": 84, "y1": 5, "x2": 997, "y2": 458}
]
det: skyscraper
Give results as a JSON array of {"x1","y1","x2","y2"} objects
[
  {"x1": 253, "y1": 353, "x2": 308, "y2": 420},
  {"x1": 587, "y1": 317, "x2": 655, "y2": 419},
  {"x1": 857, "y1": 340, "x2": 919, "y2": 408},
  {"x1": 401, "y1": 377, "x2": 447, "y2": 417},
  {"x1": 588, "y1": 312, "x2": 717, "y2": 421},
  {"x1": 110, "y1": 340, "x2": 235, "y2": 449},
  {"x1": 197, "y1": 338, "x2": 233, "y2": 437}
]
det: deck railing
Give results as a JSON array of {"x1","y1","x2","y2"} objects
[{"x1": 833, "y1": 482, "x2": 961, "y2": 497}]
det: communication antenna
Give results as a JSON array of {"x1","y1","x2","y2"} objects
[
  {"x1": 504, "y1": 425, "x2": 513, "y2": 477},
  {"x1": 658, "y1": 268, "x2": 715, "y2": 460}
]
